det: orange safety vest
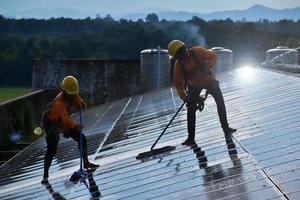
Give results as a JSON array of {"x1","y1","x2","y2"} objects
[
  {"x1": 47, "y1": 92, "x2": 83, "y2": 133},
  {"x1": 173, "y1": 46, "x2": 217, "y2": 100}
]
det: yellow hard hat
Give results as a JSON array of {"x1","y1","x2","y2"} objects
[
  {"x1": 61, "y1": 75, "x2": 79, "y2": 95},
  {"x1": 167, "y1": 40, "x2": 185, "y2": 57}
]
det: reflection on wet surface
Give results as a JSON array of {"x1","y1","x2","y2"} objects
[
  {"x1": 43, "y1": 182, "x2": 66, "y2": 200},
  {"x1": 68, "y1": 168, "x2": 101, "y2": 200},
  {"x1": 0, "y1": 68, "x2": 300, "y2": 199}
]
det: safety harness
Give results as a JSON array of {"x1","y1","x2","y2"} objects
[
  {"x1": 41, "y1": 96, "x2": 63, "y2": 130},
  {"x1": 179, "y1": 48, "x2": 213, "y2": 89}
]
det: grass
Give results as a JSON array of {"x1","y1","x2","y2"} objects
[{"x1": 0, "y1": 87, "x2": 32, "y2": 103}]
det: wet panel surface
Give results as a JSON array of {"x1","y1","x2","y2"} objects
[{"x1": 0, "y1": 67, "x2": 299, "y2": 199}]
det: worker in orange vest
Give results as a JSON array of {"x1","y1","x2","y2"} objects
[
  {"x1": 168, "y1": 40, "x2": 236, "y2": 146},
  {"x1": 41, "y1": 76, "x2": 98, "y2": 184}
]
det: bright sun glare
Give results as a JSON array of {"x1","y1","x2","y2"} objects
[{"x1": 237, "y1": 66, "x2": 255, "y2": 83}]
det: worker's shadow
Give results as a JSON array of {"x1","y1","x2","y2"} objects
[
  {"x1": 224, "y1": 135, "x2": 240, "y2": 162},
  {"x1": 187, "y1": 135, "x2": 242, "y2": 179},
  {"x1": 189, "y1": 142, "x2": 208, "y2": 169},
  {"x1": 186, "y1": 135, "x2": 245, "y2": 199},
  {"x1": 46, "y1": 168, "x2": 101, "y2": 200},
  {"x1": 86, "y1": 168, "x2": 102, "y2": 199},
  {"x1": 43, "y1": 170, "x2": 101, "y2": 200},
  {"x1": 43, "y1": 182, "x2": 66, "y2": 200},
  {"x1": 70, "y1": 168, "x2": 102, "y2": 199}
]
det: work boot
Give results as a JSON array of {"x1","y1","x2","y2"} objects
[
  {"x1": 223, "y1": 127, "x2": 237, "y2": 135},
  {"x1": 82, "y1": 145, "x2": 99, "y2": 169},
  {"x1": 84, "y1": 162, "x2": 99, "y2": 169},
  {"x1": 41, "y1": 176, "x2": 49, "y2": 184},
  {"x1": 181, "y1": 138, "x2": 196, "y2": 146}
]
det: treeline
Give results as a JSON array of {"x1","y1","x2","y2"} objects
[{"x1": 0, "y1": 14, "x2": 300, "y2": 86}]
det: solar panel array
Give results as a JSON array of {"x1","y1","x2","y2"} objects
[{"x1": 0, "y1": 67, "x2": 299, "y2": 200}]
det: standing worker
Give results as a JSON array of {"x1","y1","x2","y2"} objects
[
  {"x1": 168, "y1": 40, "x2": 236, "y2": 146},
  {"x1": 41, "y1": 75, "x2": 99, "y2": 184}
]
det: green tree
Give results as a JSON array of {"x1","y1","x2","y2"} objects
[{"x1": 145, "y1": 13, "x2": 159, "y2": 23}]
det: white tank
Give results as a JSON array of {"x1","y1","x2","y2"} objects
[
  {"x1": 140, "y1": 47, "x2": 171, "y2": 90},
  {"x1": 266, "y1": 46, "x2": 298, "y2": 65},
  {"x1": 211, "y1": 47, "x2": 233, "y2": 74}
]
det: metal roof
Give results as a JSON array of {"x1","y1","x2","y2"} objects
[{"x1": 0, "y1": 67, "x2": 300, "y2": 199}]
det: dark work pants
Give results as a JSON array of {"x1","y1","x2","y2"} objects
[
  {"x1": 43, "y1": 126, "x2": 88, "y2": 178},
  {"x1": 187, "y1": 80, "x2": 229, "y2": 140}
]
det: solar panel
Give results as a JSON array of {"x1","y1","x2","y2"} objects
[{"x1": 0, "y1": 67, "x2": 299, "y2": 199}]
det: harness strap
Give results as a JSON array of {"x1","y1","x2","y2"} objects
[
  {"x1": 190, "y1": 49, "x2": 212, "y2": 77},
  {"x1": 43, "y1": 95, "x2": 64, "y2": 129},
  {"x1": 179, "y1": 48, "x2": 212, "y2": 89}
]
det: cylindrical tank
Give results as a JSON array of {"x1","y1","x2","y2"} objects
[
  {"x1": 266, "y1": 46, "x2": 298, "y2": 65},
  {"x1": 140, "y1": 47, "x2": 171, "y2": 90},
  {"x1": 211, "y1": 47, "x2": 233, "y2": 74}
]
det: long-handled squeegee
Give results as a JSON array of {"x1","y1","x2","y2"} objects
[
  {"x1": 136, "y1": 89, "x2": 209, "y2": 160},
  {"x1": 136, "y1": 102, "x2": 186, "y2": 160},
  {"x1": 70, "y1": 107, "x2": 88, "y2": 182}
]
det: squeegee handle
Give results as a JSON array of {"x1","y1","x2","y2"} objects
[
  {"x1": 151, "y1": 102, "x2": 185, "y2": 150},
  {"x1": 79, "y1": 107, "x2": 83, "y2": 170}
]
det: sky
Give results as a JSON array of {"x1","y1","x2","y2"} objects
[{"x1": 0, "y1": 0, "x2": 300, "y2": 15}]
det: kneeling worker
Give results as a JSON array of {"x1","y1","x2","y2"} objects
[
  {"x1": 168, "y1": 40, "x2": 236, "y2": 146},
  {"x1": 41, "y1": 75, "x2": 98, "y2": 184}
]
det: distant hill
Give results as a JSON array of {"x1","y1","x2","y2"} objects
[
  {"x1": 4, "y1": 7, "x2": 95, "y2": 19},
  {"x1": 122, "y1": 5, "x2": 300, "y2": 21},
  {"x1": 2, "y1": 5, "x2": 300, "y2": 21},
  {"x1": 204, "y1": 5, "x2": 300, "y2": 21}
]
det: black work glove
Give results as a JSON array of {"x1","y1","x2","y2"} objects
[
  {"x1": 74, "y1": 124, "x2": 84, "y2": 133},
  {"x1": 197, "y1": 96, "x2": 205, "y2": 112},
  {"x1": 184, "y1": 95, "x2": 199, "y2": 112},
  {"x1": 80, "y1": 102, "x2": 87, "y2": 110},
  {"x1": 183, "y1": 95, "x2": 192, "y2": 106}
]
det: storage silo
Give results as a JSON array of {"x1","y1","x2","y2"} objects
[
  {"x1": 140, "y1": 47, "x2": 171, "y2": 91},
  {"x1": 211, "y1": 47, "x2": 233, "y2": 74},
  {"x1": 266, "y1": 46, "x2": 298, "y2": 65}
]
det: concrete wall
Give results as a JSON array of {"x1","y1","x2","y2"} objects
[
  {"x1": 33, "y1": 59, "x2": 141, "y2": 105},
  {"x1": 0, "y1": 89, "x2": 57, "y2": 146}
]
